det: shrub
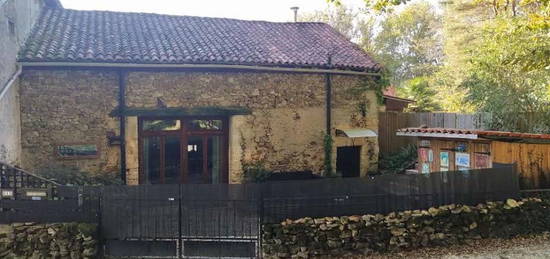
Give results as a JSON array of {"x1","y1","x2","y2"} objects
[
  {"x1": 37, "y1": 167, "x2": 122, "y2": 186},
  {"x1": 378, "y1": 144, "x2": 417, "y2": 174},
  {"x1": 262, "y1": 198, "x2": 550, "y2": 258},
  {"x1": 243, "y1": 162, "x2": 272, "y2": 183}
]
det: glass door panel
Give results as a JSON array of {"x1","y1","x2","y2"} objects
[
  {"x1": 164, "y1": 135, "x2": 181, "y2": 184},
  {"x1": 143, "y1": 136, "x2": 161, "y2": 184},
  {"x1": 140, "y1": 117, "x2": 227, "y2": 185},
  {"x1": 207, "y1": 136, "x2": 222, "y2": 184},
  {"x1": 187, "y1": 136, "x2": 204, "y2": 184}
]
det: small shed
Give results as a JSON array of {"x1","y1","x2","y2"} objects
[
  {"x1": 382, "y1": 87, "x2": 415, "y2": 112},
  {"x1": 396, "y1": 127, "x2": 550, "y2": 189}
]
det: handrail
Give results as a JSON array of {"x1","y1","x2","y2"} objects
[{"x1": 0, "y1": 161, "x2": 60, "y2": 188}]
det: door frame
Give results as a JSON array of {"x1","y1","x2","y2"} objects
[{"x1": 137, "y1": 116, "x2": 229, "y2": 184}]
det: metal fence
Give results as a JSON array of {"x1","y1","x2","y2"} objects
[
  {"x1": 0, "y1": 161, "x2": 60, "y2": 200},
  {"x1": 0, "y1": 165, "x2": 519, "y2": 258},
  {"x1": 262, "y1": 166, "x2": 518, "y2": 223}
]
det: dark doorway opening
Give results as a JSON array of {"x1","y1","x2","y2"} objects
[{"x1": 336, "y1": 146, "x2": 361, "y2": 177}]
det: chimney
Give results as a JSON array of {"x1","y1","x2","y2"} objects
[{"x1": 290, "y1": 6, "x2": 299, "y2": 22}]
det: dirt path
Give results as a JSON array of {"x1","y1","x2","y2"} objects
[{"x1": 364, "y1": 233, "x2": 550, "y2": 259}]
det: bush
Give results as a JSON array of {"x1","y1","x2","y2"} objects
[
  {"x1": 262, "y1": 198, "x2": 550, "y2": 258},
  {"x1": 243, "y1": 162, "x2": 273, "y2": 183},
  {"x1": 378, "y1": 144, "x2": 417, "y2": 174},
  {"x1": 37, "y1": 167, "x2": 122, "y2": 186}
]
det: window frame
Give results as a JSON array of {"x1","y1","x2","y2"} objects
[{"x1": 137, "y1": 116, "x2": 229, "y2": 185}]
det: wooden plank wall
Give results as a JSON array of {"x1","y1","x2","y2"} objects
[
  {"x1": 491, "y1": 141, "x2": 550, "y2": 189},
  {"x1": 379, "y1": 112, "x2": 491, "y2": 154},
  {"x1": 417, "y1": 139, "x2": 492, "y2": 173}
]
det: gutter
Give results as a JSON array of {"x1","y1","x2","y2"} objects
[
  {"x1": 0, "y1": 66, "x2": 22, "y2": 101},
  {"x1": 18, "y1": 62, "x2": 380, "y2": 76}
]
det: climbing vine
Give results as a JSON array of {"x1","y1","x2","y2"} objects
[
  {"x1": 323, "y1": 133, "x2": 333, "y2": 176},
  {"x1": 349, "y1": 69, "x2": 390, "y2": 105}
]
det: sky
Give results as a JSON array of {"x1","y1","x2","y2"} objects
[{"x1": 59, "y1": 0, "x2": 364, "y2": 22}]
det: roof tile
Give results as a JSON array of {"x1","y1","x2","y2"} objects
[
  {"x1": 19, "y1": 8, "x2": 379, "y2": 72},
  {"x1": 398, "y1": 127, "x2": 550, "y2": 140}
]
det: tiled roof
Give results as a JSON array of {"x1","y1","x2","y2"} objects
[
  {"x1": 397, "y1": 128, "x2": 550, "y2": 140},
  {"x1": 19, "y1": 8, "x2": 380, "y2": 72}
]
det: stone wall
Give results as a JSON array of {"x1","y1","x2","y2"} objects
[
  {"x1": 0, "y1": 222, "x2": 98, "y2": 258},
  {"x1": 0, "y1": 0, "x2": 44, "y2": 165},
  {"x1": 19, "y1": 70, "x2": 121, "y2": 176},
  {"x1": 19, "y1": 69, "x2": 380, "y2": 183},
  {"x1": 262, "y1": 198, "x2": 550, "y2": 258}
]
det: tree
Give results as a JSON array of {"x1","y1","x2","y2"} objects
[
  {"x1": 398, "y1": 77, "x2": 441, "y2": 112},
  {"x1": 372, "y1": 1, "x2": 443, "y2": 86},
  {"x1": 308, "y1": 1, "x2": 444, "y2": 111},
  {"x1": 299, "y1": 4, "x2": 360, "y2": 40},
  {"x1": 328, "y1": 0, "x2": 410, "y2": 13},
  {"x1": 461, "y1": 16, "x2": 550, "y2": 132}
]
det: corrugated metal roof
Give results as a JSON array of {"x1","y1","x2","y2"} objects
[{"x1": 336, "y1": 128, "x2": 377, "y2": 138}]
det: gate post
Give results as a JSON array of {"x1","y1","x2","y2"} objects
[
  {"x1": 178, "y1": 185, "x2": 183, "y2": 259},
  {"x1": 257, "y1": 185, "x2": 264, "y2": 258}
]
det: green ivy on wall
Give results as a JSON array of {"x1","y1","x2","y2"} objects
[{"x1": 323, "y1": 133, "x2": 333, "y2": 176}]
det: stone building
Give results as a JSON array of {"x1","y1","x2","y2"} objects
[{"x1": 14, "y1": 7, "x2": 383, "y2": 185}]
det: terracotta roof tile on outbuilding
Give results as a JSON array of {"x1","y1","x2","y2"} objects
[
  {"x1": 397, "y1": 128, "x2": 550, "y2": 140},
  {"x1": 18, "y1": 8, "x2": 380, "y2": 72}
]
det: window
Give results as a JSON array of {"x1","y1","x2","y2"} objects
[
  {"x1": 139, "y1": 117, "x2": 228, "y2": 185},
  {"x1": 142, "y1": 120, "x2": 181, "y2": 131},
  {"x1": 7, "y1": 19, "x2": 15, "y2": 36},
  {"x1": 188, "y1": 119, "x2": 223, "y2": 131}
]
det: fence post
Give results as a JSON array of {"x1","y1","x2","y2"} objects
[
  {"x1": 257, "y1": 185, "x2": 264, "y2": 259},
  {"x1": 96, "y1": 187, "x2": 104, "y2": 258},
  {"x1": 178, "y1": 185, "x2": 183, "y2": 259}
]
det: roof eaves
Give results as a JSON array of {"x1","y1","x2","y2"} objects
[
  {"x1": 396, "y1": 130, "x2": 478, "y2": 140},
  {"x1": 18, "y1": 61, "x2": 381, "y2": 76},
  {"x1": 383, "y1": 95, "x2": 415, "y2": 103}
]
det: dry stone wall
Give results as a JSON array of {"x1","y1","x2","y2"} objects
[
  {"x1": 262, "y1": 198, "x2": 550, "y2": 258},
  {"x1": 0, "y1": 222, "x2": 98, "y2": 259}
]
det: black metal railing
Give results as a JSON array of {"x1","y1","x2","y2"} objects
[
  {"x1": 0, "y1": 164, "x2": 520, "y2": 258},
  {"x1": 0, "y1": 161, "x2": 60, "y2": 200}
]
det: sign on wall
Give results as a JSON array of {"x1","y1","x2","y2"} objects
[
  {"x1": 440, "y1": 151, "x2": 449, "y2": 171},
  {"x1": 475, "y1": 153, "x2": 490, "y2": 168},
  {"x1": 419, "y1": 140, "x2": 431, "y2": 147},
  {"x1": 455, "y1": 152, "x2": 470, "y2": 167},
  {"x1": 55, "y1": 144, "x2": 99, "y2": 159},
  {"x1": 456, "y1": 142, "x2": 468, "y2": 152},
  {"x1": 422, "y1": 163, "x2": 430, "y2": 174},
  {"x1": 419, "y1": 148, "x2": 428, "y2": 161}
]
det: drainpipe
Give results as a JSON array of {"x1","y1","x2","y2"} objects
[
  {"x1": 0, "y1": 66, "x2": 21, "y2": 101},
  {"x1": 325, "y1": 55, "x2": 332, "y2": 135},
  {"x1": 118, "y1": 70, "x2": 127, "y2": 184}
]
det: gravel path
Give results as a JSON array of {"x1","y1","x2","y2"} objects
[{"x1": 363, "y1": 233, "x2": 550, "y2": 259}]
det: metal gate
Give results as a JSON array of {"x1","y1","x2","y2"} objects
[{"x1": 100, "y1": 184, "x2": 261, "y2": 258}]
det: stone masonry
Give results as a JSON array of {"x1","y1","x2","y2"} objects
[{"x1": 19, "y1": 69, "x2": 380, "y2": 184}]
